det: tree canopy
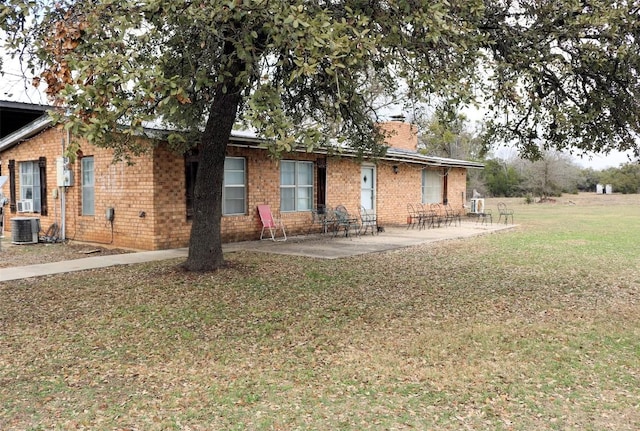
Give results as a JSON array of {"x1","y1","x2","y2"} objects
[
  {"x1": 2, "y1": 0, "x2": 639, "y2": 270},
  {"x1": 480, "y1": 0, "x2": 640, "y2": 160},
  {"x1": 2, "y1": 0, "x2": 485, "y2": 157}
]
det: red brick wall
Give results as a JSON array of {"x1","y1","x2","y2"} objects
[
  {"x1": 1, "y1": 126, "x2": 469, "y2": 250},
  {"x1": 322, "y1": 159, "x2": 467, "y2": 228},
  {"x1": 376, "y1": 162, "x2": 422, "y2": 226},
  {"x1": 220, "y1": 147, "x2": 321, "y2": 242},
  {"x1": 326, "y1": 157, "x2": 361, "y2": 213},
  {"x1": 0, "y1": 126, "x2": 160, "y2": 249},
  {"x1": 151, "y1": 145, "x2": 190, "y2": 249},
  {"x1": 69, "y1": 148, "x2": 155, "y2": 248},
  {"x1": 447, "y1": 167, "x2": 468, "y2": 210}
]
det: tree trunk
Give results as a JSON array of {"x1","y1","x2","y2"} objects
[
  {"x1": 181, "y1": 27, "x2": 266, "y2": 271},
  {"x1": 182, "y1": 85, "x2": 243, "y2": 272}
]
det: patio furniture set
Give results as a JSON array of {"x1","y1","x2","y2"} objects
[
  {"x1": 258, "y1": 204, "x2": 378, "y2": 242},
  {"x1": 408, "y1": 202, "x2": 515, "y2": 229},
  {"x1": 258, "y1": 201, "x2": 515, "y2": 242},
  {"x1": 474, "y1": 202, "x2": 514, "y2": 226},
  {"x1": 310, "y1": 205, "x2": 378, "y2": 238},
  {"x1": 407, "y1": 203, "x2": 462, "y2": 230}
]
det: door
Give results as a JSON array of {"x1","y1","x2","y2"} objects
[{"x1": 361, "y1": 165, "x2": 376, "y2": 210}]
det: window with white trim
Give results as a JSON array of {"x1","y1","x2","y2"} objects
[
  {"x1": 19, "y1": 161, "x2": 41, "y2": 212},
  {"x1": 422, "y1": 169, "x2": 442, "y2": 204},
  {"x1": 223, "y1": 157, "x2": 246, "y2": 215},
  {"x1": 280, "y1": 160, "x2": 313, "y2": 212},
  {"x1": 81, "y1": 156, "x2": 95, "y2": 215}
]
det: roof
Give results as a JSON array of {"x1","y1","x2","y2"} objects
[
  {"x1": 0, "y1": 100, "x2": 50, "y2": 139},
  {"x1": 0, "y1": 113, "x2": 484, "y2": 169}
]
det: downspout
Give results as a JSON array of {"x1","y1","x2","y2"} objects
[{"x1": 60, "y1": 130, "x2": 68, "y2": 242}]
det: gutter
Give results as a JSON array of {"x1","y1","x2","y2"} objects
[{"x1": 226, "y1": 141, "x2": 485, "y2": 170}]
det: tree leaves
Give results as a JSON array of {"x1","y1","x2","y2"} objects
[
  {"x1": 2, "y1": 0, "x2": 639, "y2": 160},
  {"x1": 480, "y1": 0, "x2": 640, "y2": 159}
]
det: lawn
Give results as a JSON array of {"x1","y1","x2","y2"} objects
[{"x1": 1, "y1": 194, "x2": 639, "y2": 430}]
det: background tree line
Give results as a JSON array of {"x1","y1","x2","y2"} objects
[
  {"x1": 476, "y1": 158, "x2": 640, "y2": 198},
  {"x1": 417, "y1": 113, "x2": 640, "y2": 199}
]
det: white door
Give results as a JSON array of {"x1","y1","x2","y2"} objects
[{"x1": 361, "y1": 166, "x2": 376, "y2": 210}]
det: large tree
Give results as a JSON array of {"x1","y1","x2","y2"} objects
[
  {"x1": 600, "y1": 163, "x2": 640, "y2": 194},
  {"x1": 482, "y1": 158, "x2": 523, "y2": 197},
  {"x1": 2, "y1": 0, "x2": 639, "y2": 271}
]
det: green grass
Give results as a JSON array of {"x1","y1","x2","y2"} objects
[{"x1": 1, "y1": 194, "x2": 640, "y2": 430}]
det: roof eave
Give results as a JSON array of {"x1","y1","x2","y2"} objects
[
  {"x1": 2, "y1": 119, "x2": 484, "y2": 169},
  {"x1": 0, "y1": 100, "x2": 51, "y2": 111},
  {"x1": 0, "y1": 115, "x2": 53, "y2": 152},
  {"x1": 227, "y1": 141, "x2": 484, "y2": 169}
]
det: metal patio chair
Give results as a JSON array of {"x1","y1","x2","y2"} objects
[
  {"x1": 309, "y1": 204, "x2": 333, "y2": 235},
  {"x1": 497, "y1": 202, "x2": 514, "y2": 224},
  {"x1": 416, "y1": 203, "x2": 435, "y2": 229},
  {"x1": 359, "y1": 206, "x2": 378, "y2": 235},
  {"x1": 430, "y1": 203, "x2": 445, "y2": 228},
  {"x1": 333, "y1": 205, "x2": 360, "y2": 238},
  {"x1": 477, "y1": 208, "x2": 493, "y2": 225},
  {"x1": 444, "y1": 203, "x2": 462, "y2": 227},
  {"x1": 407, "y1": 203, "x2": 422, "y2": 229}
]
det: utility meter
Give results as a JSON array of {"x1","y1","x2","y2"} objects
[{"x1": 56, "y1": 157, "x2": 74, "y2": 186}]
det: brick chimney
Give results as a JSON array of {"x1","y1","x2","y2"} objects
[{"x1": 378, "y1": 119, "x2": 418, "y2": 152}]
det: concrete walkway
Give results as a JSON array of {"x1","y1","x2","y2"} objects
[
  {"x1": 1, "y1": 248, "x2": 189, "y2": 282},
  {"x1": 1, "y1": 221, "x2": 515, "y2": 282}
]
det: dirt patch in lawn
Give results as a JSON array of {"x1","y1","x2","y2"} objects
[{"x1": 0, "y1": 240, "x2": 133, "y2": 268}]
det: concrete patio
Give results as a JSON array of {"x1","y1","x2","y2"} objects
[{"x1": 223, "y1": 220, "x2": 516, "y2": 259}]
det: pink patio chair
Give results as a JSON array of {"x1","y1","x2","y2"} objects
[{"x1": 258, "y1": 204, "x2": 287, "y2": 241}]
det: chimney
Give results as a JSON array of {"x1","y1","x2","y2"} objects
[{"x1": 378, "y1": 118, "x2": 418, "y2": 152}]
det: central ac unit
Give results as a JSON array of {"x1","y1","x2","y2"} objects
[
  {"x1": 17, "y1": 199, "x2": 33, "y2": 213},
  {"x1": 11, "y1": 217, "x2": 40, "y2": 244}
]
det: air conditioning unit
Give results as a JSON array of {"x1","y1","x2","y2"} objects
[
  {"x1": 469, "y1": 198, "x2": 485, "y2": 214},
  {"x1": 17, "y1": 199, "x2": 33, "y2": 213},
  {"x1": 11, "y1": 217, "x2": 40, "y2": 244}
]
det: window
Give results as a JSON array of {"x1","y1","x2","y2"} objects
[
  {"x1": 81, "y1": 157, "x2": 95, "y2": 215},
  {"x1": 422, "y1": 169, "x2": 442, "y2": 204},
  {"x1": 223, "y1": 157, "x2": 246, "y2": 215},
  {"x1": 19, "y1": 161, "x2": 41, "y2": 212},
  {"x1": 185, "y1": 155, "x2": 247, "y2": 218},
  {"x1": 280, "y1": 160, "x2": 313, "y2": 212}
]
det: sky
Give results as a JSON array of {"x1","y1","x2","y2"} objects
[
  {"x1": 1, "y1": 48, "x2": 49, "y2": 105},
  {"x1": 492, "y1": 144, "x2": 633, "y2": 171},
  {"x1": 572, "y1": 150, "x2": 634, "y2": 170},
  {"x1": 461, "y1": 106, "x2": 635, "y2": 171}
]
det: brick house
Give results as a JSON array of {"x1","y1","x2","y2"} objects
[{"x1": 0, "y1": 104, "x2": 483, "y2": 250}]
